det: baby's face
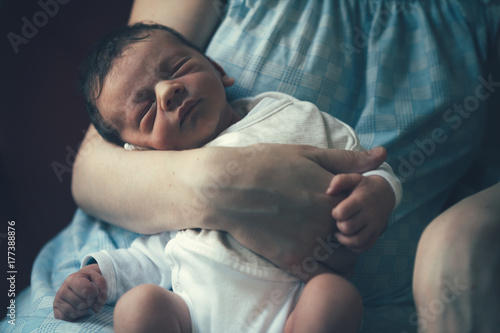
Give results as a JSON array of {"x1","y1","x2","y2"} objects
[{"x1": 97, "y1": 30, "x2": 236, "y2": 150}]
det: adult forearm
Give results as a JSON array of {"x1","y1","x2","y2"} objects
[{"x1": 72, "y1": 125, "x2": 209, "y2": 233}]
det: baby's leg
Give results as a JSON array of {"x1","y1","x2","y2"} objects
[
  {"x1": 284, "y1": 273, "x2": 363, "y2": 333},
  {"x1": 113, "y1": 284, "x2": 191, "y2": 333}
]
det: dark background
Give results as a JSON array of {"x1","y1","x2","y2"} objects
[{"x1": 0, "y1": 0, "x2": 133, "y2": 311}]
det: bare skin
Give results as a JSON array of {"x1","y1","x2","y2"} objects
[
  {"x1": 284, "y1": 273, "x2": 363, "y2": 333},
  {"x1": 53, "y1": 264, "x2": 107, "y2": 321},
  {"x1": 413, "y1": 182, "x2": 500, "y2": 333}
]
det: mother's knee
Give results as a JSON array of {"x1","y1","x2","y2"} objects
[
  {"x1": 413, "y1": 191, "x2": 500, "y2": 332},
  {"x1": 415, "y1": 193, "x2": 500, "y2": 274}
]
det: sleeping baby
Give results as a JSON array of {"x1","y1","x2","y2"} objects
[{"x1": 53, "y1": 23, "x2": 402, "y2": 333}]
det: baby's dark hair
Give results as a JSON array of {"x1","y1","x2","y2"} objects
[{"x1": 78, "y1": 22, "x2": 203, "y2": 146}]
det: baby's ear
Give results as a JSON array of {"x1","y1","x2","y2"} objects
[
  {"x1": 221, "y1": 74, "x2": 235, "y2": 87},
  {"x1": 208, "y1": 57, "x2": 235, "y2": 87}
]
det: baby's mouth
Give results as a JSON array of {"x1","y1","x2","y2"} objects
[{"x1": 178, "y1": 99, "x2": 199, "y2": 127}]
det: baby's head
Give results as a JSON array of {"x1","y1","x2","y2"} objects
[{"x1": 79, "y1": 23, "x2": 237, "y2": 150}]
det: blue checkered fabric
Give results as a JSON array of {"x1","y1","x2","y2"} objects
[
  {"x1": 3, "y1": 1, "x2": 499, "y2": 332},
  {"x1": 205, "y1": 2, "x2": 499, "y2": 330}
]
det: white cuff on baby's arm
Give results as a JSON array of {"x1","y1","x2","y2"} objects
[
  {"x1": 363, "y1": 168, "x2": 403, "y2": 208},
  {"x1": 124, "y1": 143, "x2": 148, "y2": 151},
  {"x1": 82, "y1": 251, "x2": 119, "y2": 304}
]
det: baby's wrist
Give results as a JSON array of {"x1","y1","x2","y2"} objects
[
  {"x1": 82, "y1": 263, "x2": 102, "y2": 275},
  {"x1": 363, "y1": 170, "x2": 402, "y2": 208}
]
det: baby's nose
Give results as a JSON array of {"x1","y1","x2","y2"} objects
[{"x1": 156, "y1": 81, "x2": 185, "y2": 112}]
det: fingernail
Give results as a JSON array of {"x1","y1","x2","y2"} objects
[{"x1": 368, "y1": 147, "x2": 381, "y2": 155}]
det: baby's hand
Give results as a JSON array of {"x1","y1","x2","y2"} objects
[
  {"x1": 326, "y1": 174, "x2": 395, "y2": 253},
  {"x1": 53, "y1": 264, "x2": 107, "y2": 321}
]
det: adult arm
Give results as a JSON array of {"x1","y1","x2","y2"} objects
[
  {"x1": 73, "y1": 128, "x2": 386, "y2": 269},
  {"x1": 128, "y1": 0, "x2": 224, "y2": 50}
]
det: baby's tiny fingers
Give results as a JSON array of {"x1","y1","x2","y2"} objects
[
  {"x1": 64, "y1": 273, "x2": 96, "y2": 297},
  {"x1": 87, "y1": 269, "x2": 108, "y2": 304},
  {"x1": 326, "y1": 174, "x2": 363, "y2": 195},
  {"x1": 63, "y1": 287, "x2": 95, "y2": 311},
  {"x1": 53, "y1": 297, "x2": 91, "y2": 321},
  {"x1": 332, "y1": 197, "x2": 362, "y2": 222},
  {"x1": 335, "y1": 231, "x2": 377, "y2": 253},
  {"x1": 92, "y1": 301, "x2": 104, "y2": 314}
]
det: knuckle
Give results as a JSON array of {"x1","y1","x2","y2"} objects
[
  {"x1": 53, "y1": 307, "x2": 62, "y2": 319},
  {"x1": 76, "y1": 301, "x2": 91, "y2": 311},
  {"x1": 80, "y1": 285, "x2": 95, "y2": 298},
  {"x1": 54, "y1": 305, "x2": 74, "y2": 320},
  {"x1": 336, "y1": 220, "x2": 348, "y2": 233},
  {"x1": 336, "y1": 173, "x2": 349, "y2": 182},
  {"x1": 348, "y1": 235, "x2": 363, "y2": 248},
  {"x1": 334, "y1": 205, "x2": 348, "y2": 220},
  {"x1": 300, "y1": 144, "x2": 316, "y2": 152},
  {"x1": 58, "y1": 287, "x2": 71, "y2": 299},
  {"x1": 66, "y1": 273, "x2": 79, "y2": 284},
  {"x1": 345, "y1": 150, "x2": 357, "y2": 165}
]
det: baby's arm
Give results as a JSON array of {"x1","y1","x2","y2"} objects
[
  {"x1": 326, "y1": 169, "x2": 401, "y2": 253},
  {"x1": 53, "y1": 264, "x2": 107, "y2": 322}
]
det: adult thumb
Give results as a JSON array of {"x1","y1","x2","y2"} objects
[{"x1": 311, "y1": 147, "x2": 387, "y2": 175}]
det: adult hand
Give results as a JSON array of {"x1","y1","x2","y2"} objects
[{"x1": 200, "y1": 144, "x2": 387, "y2": 276}]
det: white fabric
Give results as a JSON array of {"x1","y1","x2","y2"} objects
[
  {"x1": 82, "y1": 232, "x2": 172, "y2": 304},
  {"x1": 85, "y1": 92, "x2": 402, "y2": 332}
]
